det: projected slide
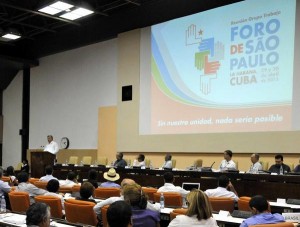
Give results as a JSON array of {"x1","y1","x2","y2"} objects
[{"x1": 143, "y1": 0, "x2": 296, "y2": 134}]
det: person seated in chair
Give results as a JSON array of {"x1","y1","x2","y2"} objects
[
  {"x1": 133, "y1": 154, "x2": 145, "y2": 167},
  {"x1": 268, "y1": 154, "x2": 291, "y2": 174},
  {"x1": 59, "y1": 171, "x2": 78, "y2": 187},
  {"x1": 87, "y1": 169, "x2": 99, "y2": 188},
  {"x1": 157, "y1": 172, "x2": 189, "y2": 198},
  {"x1": 247, "y1": 153, "x2": 263, "y2": 174},
  {"x1": 219, "y1": 150, "x2": 237, "y2": 171},
  {"x1": 99, "y1": 168, "x2": 121, "y2": 188},
  {"x1": 44, "y1": 179, "x2": 64, "y2": 210},
  {"x1": 107, "y1": 200, "x2": 132, "y2": 227},
  {"x1": 40, "y1": 165, "x2": 58, "y2": 182},
  {"x1": 113, "y1": 152, "x2": 127, "y2": 168},
  {"x1": 162, "y1": 154, "x2": 173, "y2": 169},
  {"x1": 76, "y1": 182, "x2": 96, "y2": 203},
  {"x1": 168, "y1": 189, "x2": 218, "y2": 227},
  {"x1": 204, "y1": 175, "x2": 239, "y2": 201},
  {"x1": 6, "y1": 166, "x2": 18, "y2": 186},
  {"x1": 123, "y1": 183, "x2": 160, "y2": 227},
  {"x1": 240, "y1": 195, "x2": 285, "y2": 227},
  {"x1": 16, "y1": 172, "x2": 47, "y2": 204},
  {"x1": 26, "y1": 202, "x2": 51, "y2": 227}
]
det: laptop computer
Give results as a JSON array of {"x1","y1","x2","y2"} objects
[{"x1": 182, "y1": 182, "x2": 200, "y2": 191}]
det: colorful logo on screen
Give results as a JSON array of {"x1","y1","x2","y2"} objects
[{"x1": 186, "y1": 24, "x2": 224, "y2": 95}]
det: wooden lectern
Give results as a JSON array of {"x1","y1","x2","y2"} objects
[{"x1": 31, "y1": 151, "x2": 55, "y2": 178}]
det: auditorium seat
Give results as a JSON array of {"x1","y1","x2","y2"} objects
[
  {"x1": 172, "y1": 160, "x2": 176, "y2": 168},
  {"x1": 153, "y1": 192, "x2": 182, "y2": 208},
  {"x1": 34, "y1": 181, "x2": 48, "y2": 190},
  {"x1": 58, "y1": 186, "x2": 72, "y2": 194},
  {"x1": 68, "y1": 156, "x2": 78, "y2": 165},
  {"x1": 64, "y1": 199, "x2": 98, "y2": 226},
  {"x1": 260, "y1": 161, "x2": 269, "y2": 171},
  {"x1": 94, "y1": 187, "x2": 120, "y2": 199},
  {"x1": 82, "y1": 156, "x2": 92, "y2": 165},
  {"x1": 194, "y1": 159, "x2": 203, "y2": 168},
  {"x1": 1, "y1": 176, "x2": 10, "y2": 183},
  {"x1": 9, "y1": 191, "x2": 30, "y2": 213},
  {"x1": 170, "y1": 208, "x2": 187, "y2": 220},
  {"x1": 34, "y1": 195, "x2": 63, "y2": 218},
  {"x1": 145, "y1": 159, "x2": 151, "y2": 168},
  {"x1": 28, "y1": 178, "x2": 39, "y2": 184},
  {"x1": 238, "y1": 196, "x2": 251, "y2": 211},
  {"x1": 101, "y1": 205, "x2": 110, "y2": 227},
  {"x1": 98, "y1": 156, "x2": 108, "y2": 166},
  {"x1": 208, "y1": 197, "x2": 235, "y2": 213},
  {"x1": 142, "y1": 187, "x2": 157, "y2": 202}
]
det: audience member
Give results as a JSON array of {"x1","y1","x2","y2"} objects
[
  {"x1": 40, "y1": 165, "x2": 58, "y2": 182},
  {"x1": 99, "y1": 168, "x2": 121, "y2": 188},
  {"x1": 44, "y1": 179, "x2": 64, "y2": 209},
  {"x1": 6, "y1": 166, "x2": 18, "y2": 186},
  {"x1": 168, "y1": 189, "x2": 218, "y2": 227},
  {"x1": 21, "y1": 159, "x2": 30, "y2": 173},
  {"x1": 16, "y1": 172, "x2": 47, "y2": 204},
  {"x1": 114, "y1": 152, "x2": 127, "y2": 168},
  {"x1": 26, "y1": 202, "x2": 51, "y2": 227},
  {"x1": 123, "y1": 183, "x2": 160, "y2": 227},
  {"x1": 93, "y1": 178, "x2": 159, "y2": 216},
  {"x1": 87, "y1": 169, "x2": 99, "y2": 188},
  {"x1": 133, "y1": 154, "x2": 146, "y2": 167},
  {"x1": 157, "y1": 172, "x2": 189, "y2": 198},
  {"x1": 162, "y1": 154, "x2": 172, "y2": 169},
  {"x1": 268, "y1": 154, "x2": 291, "y2": 174},
  {"x1": 59, "y1": 171, "x2": 78, "y2": 187},
  {"x1": 204, "y1": 175, "x2": 238, "y2": 201},
  {"x1": 107, "y1": 200, "x2": 132, "y2": 227},
  {"x1": 219, "y1": 150, "x2": 237, "y2": 170},
  {"x1": 0, "y1": 168, "x2": 11, "y2": 202},
  {"x1": 247, "y1": 153, "x2": 263, "y2": 173},
  {"x1": 240, "y1": 195, "x2": 285, "y2": 227},
  {"x1": 76, "y1": 182, "x2": 96, "y2": 203}
]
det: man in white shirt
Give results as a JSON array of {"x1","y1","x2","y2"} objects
[
  {"x1": 162, "y1": 154, "x2": 173, "y2": 169},
  {"x1": 157, "y1": 172, "x2": 189, "y2": 198},
  {"x1": 40, "y1": 165, "x2": 58, "y2": 181},
  {"x1": 59, "y1": 171, "x2": 78, "y2": 187},
  {"x1": 247, "y1": 153, "x2": 263, "y2": 173},
  {"x1": 204, "y1": 175, "x2": 239, "y2": 201},
  {"x1": 219, "y1": 150, "x2": 237, "y2": 170},
  {"x1": 44, "y1": 135, "x2": 59, "y2": 155}
]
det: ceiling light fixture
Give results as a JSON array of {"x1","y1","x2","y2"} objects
[
  {"x1": 38, "y1": 1, "x2": 74, "y2": 15},
  {"x1": 60, "y1": 7, "x2": 94, "y2": 20},
  {"x1": 1, "y1": 28, "x2": 21, "y2": 41}
]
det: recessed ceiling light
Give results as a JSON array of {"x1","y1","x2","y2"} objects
[
  {"x1": 38, "y1": 1, "x2": 74, "y2": 15},
  {"x1": 2, "y1": 33, "x2": 21, "y2": 40},
  {"x1": 60, "y1": 8, "x2": 94, "y2": 20}
]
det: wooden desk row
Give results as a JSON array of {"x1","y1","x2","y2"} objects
[{"x1": 52, "y1": 165, "x2": 300, "y2": 200}]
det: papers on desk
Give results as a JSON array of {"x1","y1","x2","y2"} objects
[{"x1": 0, "y1": 213, "x2": 26, "y2": 226}]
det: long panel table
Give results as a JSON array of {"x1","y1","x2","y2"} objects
[{"x1": 53, "y1": 165, "x2": 300, "y2": 200}]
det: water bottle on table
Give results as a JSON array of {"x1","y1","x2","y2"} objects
[
  {"x1": 1, "y1": 196, "x2": 6, "y2": 213},
  {"x1": 160, "y1": 193, "x2": 165, "y2": 209}
]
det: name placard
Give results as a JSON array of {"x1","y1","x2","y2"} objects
[{"x1": 282, "y1": 212, "x2": 300, "y2": 222}]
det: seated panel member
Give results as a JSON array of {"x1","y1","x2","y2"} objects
[
  {"x1": 268, "y1": 154, "x2": 291, "y2": 174},
  {"x1": 162, "y1": 154, "x2": 172, "y2": 169},
  {"x1": 247, "y1": 153, "x2": 263, "y2": 173},
  {"x1": 240, "y1": 195, "x2": 285, "y2": 227},
  {"x1": 219, "y1": 150, "x2": 236, "y2": 170},
  {"x1": 204, "y1": 175, "x2": 239, "y2": 201},
  {"x1": 114, "y1": 152, "x2": 127, "y2": 168},
  {"x1": 133, "y1": 154, "x2": 145, "y2": 167}
]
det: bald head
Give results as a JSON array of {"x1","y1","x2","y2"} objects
[{"x1": 121, "y1": 178, "x2": 135, "y2": 188}]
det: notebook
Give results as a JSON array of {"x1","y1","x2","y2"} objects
[{"x1": 182, "y1": 182, "x2": 200, "y2": 191}]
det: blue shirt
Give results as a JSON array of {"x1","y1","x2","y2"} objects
[
  {"x1": 132, "y1": 207, "x2": 160, "y2": 227},
  {"x1": 99, "y1": 181, "x2": 120, "y2": 188},
  {"x1": 240, "y1": 213, "x2": 285, "y2": 227}
]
